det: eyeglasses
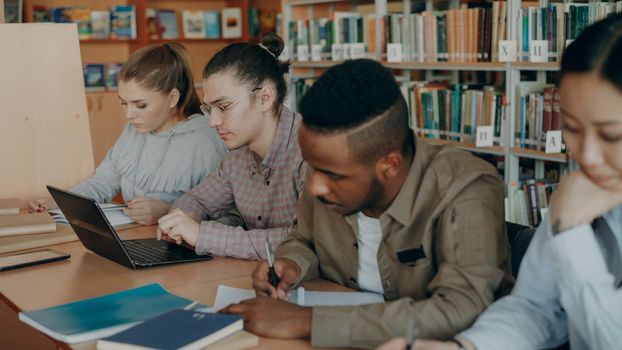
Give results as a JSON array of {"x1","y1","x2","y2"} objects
[{"x1": 200, "y1": 87, "x2": 262, "y2": 116}]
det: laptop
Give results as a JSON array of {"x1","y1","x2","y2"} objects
[{"x1": 47, "y1": 185, "x2": 212, "y2": 269}]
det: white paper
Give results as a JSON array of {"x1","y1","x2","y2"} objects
[
  {"x1": 529, "y1": 40, "x2": 548, "y2": 63},
  {"x1": 476, "y1": 125, "x2": 494, "y2": 147},
  {"x1": 498, "y1": 40, "x2": 517, "y2": 62},
  {"x1": 387, "y1": 43, "x2": 403, "y2": 63},
  {"x1": 212, "y1": 285, "x2": 384, "y2": 311},
  {"x1": 545, "y1": 130, "x2": 562, "y2": 153},
  {"x1": 49, "y1": 203, "x2": 134, "y2": 227}
]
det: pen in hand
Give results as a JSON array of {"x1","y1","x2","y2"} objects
[{"x1": 264, "y1": 238, "x2": 281, "y2": 288}]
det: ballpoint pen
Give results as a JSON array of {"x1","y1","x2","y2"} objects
[{"x1": 264, "y1": 238, "x2": 281, "y2": 288}]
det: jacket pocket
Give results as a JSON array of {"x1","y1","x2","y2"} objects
[{"x1": 396, "y1": 245, "x2": 426, "y2": 266}]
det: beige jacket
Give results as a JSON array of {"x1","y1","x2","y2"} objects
[{"x1": 276, "y1": 138, "x2": 513, "y2": 349}]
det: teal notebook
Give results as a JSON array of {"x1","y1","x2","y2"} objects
[{"x1": 19, "y1": 283, "x2": 194, "y2": 344}]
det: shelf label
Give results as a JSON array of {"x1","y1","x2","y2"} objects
[
  {"x1": 350, "y1": 43, "x2": 366, "y2": 59},
  {"x1": 476, "y1": 126, "x2": 494, "y2": 147},
  {"x1": 387, "y1": 43, "x2": 403, "y2": 63},
  {"x1": 311, "y1": 44, "x2": 323, "y2": 62},
  {"x1": 529, "y1": 40, "x2": 548, "y2": 63},
  {"x1": 297, "y1": 45, "x2": 310, "y2": 62},
  {"x1": 498, "y1": 40, "x2": 517, "y2": 62},
  {"x1": 545, "y1": 130, "x2": 562, "y2": 154},
  {"x1": 331, "y1": 44, "x2": 344, "y2": 61}
]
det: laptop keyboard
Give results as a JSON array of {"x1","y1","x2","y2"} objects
[{"x1": 122, "y1": 240, "x2": 190, "y2": 264}]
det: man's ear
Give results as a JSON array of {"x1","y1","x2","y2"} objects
[
  {"x1": 256, "y1": 85, "x2": 276, "y2": 113},
  {"x1": 375, "y1": 150, "x2": 403, "y2": 182},
  {"x1": 168, "y1": 88, "x2": 181, "y2": 109}
]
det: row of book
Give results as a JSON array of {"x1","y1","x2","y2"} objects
[
  {"x1": 29, "y1": 5, "x2": 279, "y2": 41},
  {"x1": 401, "y1": 82, "x2": 506, "y2": 145},
  {"x1": 146, "y1": 8, "x2": 242, "y2": 40},
  {"x1": 83, "y1": 64, "x2": 122, "y2": 92},
  {"x1": 507, "y1": 179, "x2": 558, "y2": 227},
  {"x1": 287, "y1": 2, "x2": 509, "y2": 62},
  {"x1": 288, "y1": 12, "x2": 371, "y2": 61},
  {"x1": 514, "y1": 85, "x2": 563, "y2": 151},
  {"x1": 382, "y1": 3, "x2": 508, "y2": 63},
  {"x1": 34, "y1": 5, "x2": 137, "y2": 40},
  {"x1": 519, "y1": 1, "x2": 622, "y2": 61}
]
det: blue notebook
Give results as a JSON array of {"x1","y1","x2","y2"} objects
[
  {"x1": 97, "y1": 310, "x2": 243, "y2": 350},
  {"x1": 19, "y1": 283, "x2": 193, "y2": 344}
]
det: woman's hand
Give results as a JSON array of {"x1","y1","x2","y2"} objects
[
  {"x1": 123, "y1": 197, "x2": 170, "y2": 225},
  {"x1": 550, "y1": 170, "x2": 622, "y2": 233}
]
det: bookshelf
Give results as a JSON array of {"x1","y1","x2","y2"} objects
[{"x1": 281, "y1": 0, "x2": 595, "y2": 224}]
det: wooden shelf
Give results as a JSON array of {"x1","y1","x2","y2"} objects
[
  {"x1": 510, "y1": 147, "x2": 567, "y2": 162},
  {"x1": 286, "y1": 0, "x2": 347, "y2": 6},
  {"x1": 292, "y1": 60, "x2": 509, "y2": 71},
  {"x1": 420, "y1": 138, "x2": 506, "y2": 156},
  {"x1": 147, "y1": 38, "x2": 236, "y2": 44},
  {"x1": 385, "y1": 61, "x2": 508, "y2": 71},
  {"x1": 511, "y1": 62, "x2": 560, "y2": 71},
  {"x1": 80, "y1": 39, "x2": 138, "y2": 44},
  {"x1": 291, "y1": 60, "x2": 563, "y2": 72}
]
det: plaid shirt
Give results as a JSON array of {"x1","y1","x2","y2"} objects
[{"x1": 172, "y1": 107, "x2": 305, "y2": 259}]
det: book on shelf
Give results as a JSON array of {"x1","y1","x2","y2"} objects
[
  {"x1": 518, "y1": 2, "x2": 622, "y2": 62},
  {"x1": 105, "y1": 63, "x2": 123, "y2": 91},
  {"x1": 403, "y1": 81, "x2": 505, "y2": 146},
  {"x1": 66, "y1": 7, "x2": 92, "y2": 40},
  {"x1": 221, "y1": 7, "x2": 242, "y2": 39},
  {"x1": 18, "y1": 283, "x2": 194, "y2": 344},
  {"x1": 0, "y1": 212, "x2": 56, "y2": 237},
  {"x1": 182, "y1": 10, "x2": 206, "y2": 39},
  {"x1": 0, "y1": 198, "x2": 20, "y2": 215},
  {"x1": 248, "y1": 7, "x2": 261, "y2": 38},
  {"x1": 96, "y1": 309, "x2": 244, "y2": 350},
  {"x1": 146, "y1": 8, "x2": 164, "y2": 40},
  {"x1": 32, "y1": 5, "x2": 50, "y2": 22},
  {"x1": 110, "y1": 5, "x2": 137, "y2": 39},
  {"x1": 91, "y1": 11, "x2": 111, "y2": 39},
  {"x1": 3, "y1": 0, "x2": 23, "y2": 23},
  {"x1": 507, "y1": 179, "x2": 558, "y2": 227},
  {"x1": 50, "y1": 7, "x2": 72, "y2": 23},
  {"x1": 83, "y1": 64, "x2": 106, "y2": 92},
  {"x1": 259, "y1": 9, "x2": 278, "y2": 34},
  {"x1": 157, "y1": 9, "x2": 179, "y2": 39},
  {"x1": 49, "y1": 203, "x2": 134, "y2": 228},
  {"x1": 515, "y1": 84, "x2": 564, "y2": 152},
  {"x1": 204, "y1": 11, "x2": 221, "y2": 39}
]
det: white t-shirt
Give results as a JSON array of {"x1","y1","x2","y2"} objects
[{"x1": 356, "y1": 212, "x2": 384, "y2": 294}]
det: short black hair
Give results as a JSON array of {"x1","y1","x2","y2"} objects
[
  {"x1": 299, "y1": 59, "x2": 413, "y2": 164},
  {"x1": 561, "y1": 12, "x2": 622, "y2": 92}
]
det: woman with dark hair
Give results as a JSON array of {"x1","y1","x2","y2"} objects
[
  {"x1": 29, "y1": 43, "x2": 226, "y2": 225},
  {"x1": 378, "y1": 12, "x2": 622, "y2": 350},
  {"x1": 157, "y1": 33, "x2": 306, "y2": 260}
]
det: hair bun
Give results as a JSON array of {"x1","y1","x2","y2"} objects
[{"x1": 260, "y1": 32, "x2": 285, "y2": 58}]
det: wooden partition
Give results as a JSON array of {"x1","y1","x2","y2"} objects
[{"x1": 0, "y1": 23, "x2": 95, "y2": 207}]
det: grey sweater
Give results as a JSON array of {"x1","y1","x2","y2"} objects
[{"x1": 72, "y1": 113, "x2": 227, "y2": 204}]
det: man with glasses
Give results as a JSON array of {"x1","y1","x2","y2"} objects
[{"x1": 157, "y1": 37, "x2": 305, "y2": 260}]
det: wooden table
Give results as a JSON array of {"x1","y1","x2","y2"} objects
[{"x1": 0, "y1": 225, "x2": 348, "y2": 350}]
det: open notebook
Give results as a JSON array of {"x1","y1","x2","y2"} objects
[
  {"x1": 212, "y1": 285, "x2": 385, "y2": 311},
  {"x1": 49, "y1": 203, "x2": 134, "y2": 227}
]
